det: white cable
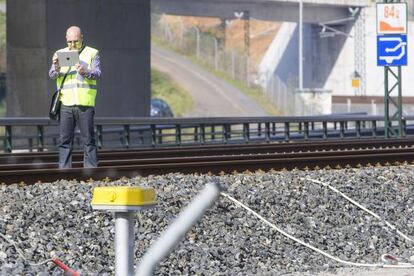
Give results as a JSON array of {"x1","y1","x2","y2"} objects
[
  {"x1": 302, "y1": 178, "x2": 413, "y2": 243},
  {"x1": 220, "y1": 192, "x2": 414, "y2": 268},
  {"x1": 0, "y1": 232, "x2": 52, "y2": 266}
]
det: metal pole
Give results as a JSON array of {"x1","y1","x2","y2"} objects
[
  {"x1": 115, "y1": 212, "x2": 135, "y2": 276},
  {"x1": 214, "y1": 38, "x2": 218, "y2": 70},
  {"x1": 195, "y1": 27, "x2": 200, "y2": 59},
  {"x1": 231, "y1": 50, "x2": 235, "y2": 79},
  {"x1": 384, "y1": 67, "x2": 389, "y2": 138},
  {"x1": 398, "y1": 65, "x2": 403, "y2": 136},
  {"x1": 136, "y1": 183, "x2": 221, "y2": 276},
  {"x1": 299, "y1": 0, "x2": 303, "y2": 91}
]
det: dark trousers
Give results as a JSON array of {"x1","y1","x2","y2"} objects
[{"x1": 59, "y1": 105, "x2": 98, "y2": 168}]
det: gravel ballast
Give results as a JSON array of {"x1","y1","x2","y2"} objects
[{"x1": 1, "y1": 166, "x2": 414, "y2": 275}]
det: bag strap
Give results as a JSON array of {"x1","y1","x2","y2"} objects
[
  {"x1": 58, "y1": 45, "x2": 86, "y2": 90},
  {"x1": 59, "y1": 67, "x2": 71, "y2": 90}
]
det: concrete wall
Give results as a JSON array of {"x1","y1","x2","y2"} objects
[
  {"x1": 260, "y1": 21, "x2": 349, "y2": 90},
  {"x1": 7, "y1": 0, "x2": 150, "y2": 117}
]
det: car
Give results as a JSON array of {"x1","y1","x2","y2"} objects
[{"x1": 150, "y1": 98, "x2": 174, "y2": 117}]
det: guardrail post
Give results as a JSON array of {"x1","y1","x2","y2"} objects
[
  {"x1": 123, "y1": 125, "x2": 130, "y2": 148},
  {"x1": 175, "y1": 124, "x2": 181, "y2": 145},
  {"x1": 28, "y1": 138, "x2": 33, "y2": 152},
  {"x1": 243, "y1": 123, "x2": 249, "y2": 143},
  {"x1": 151, "y1": 124, "x2": 156, "y2": 147},
  {"x1": 265, "y1": 122, "x2": 270, "y2": 142},
  {"x1": 96, "y1": 125, "x2": 103, "y2": 149},
  {"x1": 37, "y1": 126, "x2": 44, "y2": 152},
  {"x1": 356, "y1": 120, "x2": 361, "y2": 138},
  {"x1": 402, "y1": 118, "x2": 406, "y2": 137},
  {"x1": 340, "y1": 121, "x2": 345, "y2": 139},
  {"x1": 194, "y1": 126, "x2": 199, "y2": 142},
  {"x1": 284, "y1": 122, "x2": 290, "y2": 142},
  {"x1": 322, "y1": 121, "x2": 327, "y2": 139},
  {"x1": 257, "y1": 123, "x2": 262, "y2": 137},
  {"x1": 157, "y1": 128, "x2": 163, "y2": 145},
  {"x1": 200, "y1": 124, "x2": 205, "y2": 145},
  {"x1": 4, "y1": 125, "x2": 11, "y2": 153},
  {"x1": 304, "y1": 122, "x2": 309, "y2": 140},
  {"x1": 224, "y1": 124, "x2": 231, "y2": 143}
]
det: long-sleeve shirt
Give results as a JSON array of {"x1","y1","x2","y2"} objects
[{"x1": 49, "y1": 52, "x2": 101, "y2": 80}]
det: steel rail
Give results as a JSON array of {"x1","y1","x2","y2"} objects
[
  {"x1": 1, "y1": 138, "x2": 413, "y2": 164},
  {"x1": 1, "y1": 147, "x2": 413, "y2": 185},
  {"x1": 0, "y1": 147, "x2": 413, "y2": 171}
]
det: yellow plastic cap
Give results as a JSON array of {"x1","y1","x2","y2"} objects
[{"x1": 92, "y1": 186, "x2": 156, "y2": 207}]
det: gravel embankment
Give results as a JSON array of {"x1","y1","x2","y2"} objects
[{"x1": 1, "y1": 166, "x2": 414, "y2": 275}]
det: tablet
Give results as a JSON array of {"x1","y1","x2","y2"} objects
[{"x1": 57, "y1": 50, "x2": 79, "y2": 67}]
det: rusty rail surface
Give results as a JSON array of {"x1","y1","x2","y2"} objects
[
  {"x1": 1, "y1": 138, "x2": 414, "y2": 185},
  {"x1": 1, "y1": 138, "x2": 413, "y2": 164}
]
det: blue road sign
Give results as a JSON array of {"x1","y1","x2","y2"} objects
[{"x1": 377, "y1": 34, "x2": 407, "y2": 66}]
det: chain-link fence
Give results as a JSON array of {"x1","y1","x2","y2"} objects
[
  {"x1": 152, "y1": 18, "x2": 251, "y2": 85},
  {"x1": 151, "y1": 15, "x2": 325, "y2": 116},
  {"x1": 264, "y1": 73, "x2": 331, "y2": 115}
]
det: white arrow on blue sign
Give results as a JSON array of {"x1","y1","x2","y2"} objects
[{"x1": 377, "y1": 34, "x2": 407, "y2": 66}]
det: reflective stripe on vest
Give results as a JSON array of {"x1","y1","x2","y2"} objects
[
  {"x1": 56, "y1": 46, "x2": 99, "y2": 107},
  {"x1": 62, "y1": 83, "x2": 98, "y2": 90}
]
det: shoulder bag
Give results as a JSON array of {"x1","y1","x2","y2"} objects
[{"x1": 49, "y1": 67, "x2": 70, "y2": 120}]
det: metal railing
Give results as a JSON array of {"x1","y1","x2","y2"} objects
[{"x1": 1, "y1": 115, "x2": 413, "y2": 153}]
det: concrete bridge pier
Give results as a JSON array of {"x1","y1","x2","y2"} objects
[{"x1": 7, "y1": 0, "x2": 150, "y2": 117}]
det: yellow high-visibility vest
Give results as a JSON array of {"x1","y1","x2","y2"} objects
[{"x1": 56, "y1": 46, "x2": 99, "y2": 106}]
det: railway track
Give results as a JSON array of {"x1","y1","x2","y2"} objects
[{"x1": 1, "y1": 138, "x2": 414, "y2": 185}]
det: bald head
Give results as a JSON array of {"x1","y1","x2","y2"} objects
[{"x1": 66, "y1": 26, "x2": 83, "y2": 50}]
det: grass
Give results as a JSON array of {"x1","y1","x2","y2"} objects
[
  {"x1": 152, "y1": 37, "x2": 281, "y2": 116},
  {"x1": 151, "y1": 68, "x2": 193, "y2": 117},
  {"x1": 0, "y1": 100, "x2": 5, "y2": 117},
  {"x1": 205, "y1": 67, "x2": 281, "y2": 116}
]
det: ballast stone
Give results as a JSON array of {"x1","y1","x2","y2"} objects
[{"x1": 0, "y1": 166, "x2": 413, "y2": 274}]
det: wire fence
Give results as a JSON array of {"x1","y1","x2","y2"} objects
[
  {"x1": 151, "y1": 16, "x2": 325, "y2": 116},
  {"x1": 152, "y1": 19, "x2": 251, "y2": 85}
]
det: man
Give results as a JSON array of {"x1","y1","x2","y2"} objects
[{"x1": 49, "y1": 26, "x2": 101, "y2": 169}]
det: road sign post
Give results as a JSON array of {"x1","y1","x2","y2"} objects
[{"x1": 377, "y1": 0, "x2": 407, "y2": 138}]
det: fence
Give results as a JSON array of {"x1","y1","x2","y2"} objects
[
  {"x1": 152, "y1": 18, "x2": 250, "y2": 85},
  {"x1": 3, "y1": 115, "x2": 411, "y2": 152},
  {"x1": 152, "y1": 15, "x2": 325, "y2": 116}
]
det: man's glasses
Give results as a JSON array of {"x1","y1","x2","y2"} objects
[{"x1": 67, "y1": 40, "x2": 80, "y2": 45}]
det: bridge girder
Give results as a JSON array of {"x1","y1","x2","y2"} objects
[{"x1": 152, "y1": 0, "x2": 370, "y2": 23}]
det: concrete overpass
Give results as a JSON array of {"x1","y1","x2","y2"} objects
[{"x1": 152, "y1": 0, "x2": 371, "y2": 23}]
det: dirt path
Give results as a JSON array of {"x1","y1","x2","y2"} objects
[{"x1": 151, "y1": 45, "x2": 268, "y2": 117}]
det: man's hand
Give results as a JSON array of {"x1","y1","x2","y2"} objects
[
  {"x1": 75, "y1": 63, "x2": 86, "y2": 75},
  {"x1": 52, "y1": 53, "x2": 60, "y2": 70}
]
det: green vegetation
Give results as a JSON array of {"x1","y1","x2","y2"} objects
[
  {"x1": 151, "y1": 68, "x2": 193, "y2": 117},
  {"x1": 201, "y1": 65, "x2": 280, "y2": 116},
  {"x1": 0, "y1": 100, "x2": 5, "y2": 117}
]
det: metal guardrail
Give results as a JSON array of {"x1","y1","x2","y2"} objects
[{"x1": 0, "y1": 115, "x2": 413, "y2": 153}]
